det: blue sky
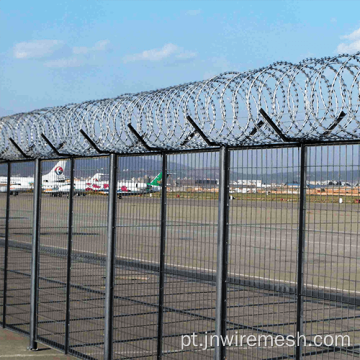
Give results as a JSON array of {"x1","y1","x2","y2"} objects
[{"x1": 1, "y1": 0, "x2": 360, "y2": 117}]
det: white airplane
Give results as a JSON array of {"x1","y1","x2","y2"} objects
[
  {"x1": 50, "y1": 172, "x2": 165, "y2": 198},
  {"x1": 0, "y1": 161, "x2": 67, "y2": 195},
  {"x1": 115, "y1": 172, "x2": 164, "y2": 198},
  {"x1": 46, "y1": 172, "x2": 111, "y2": 197},
  {"x1": 79, "y1": 172, "x2": 161, "y2": 194}
]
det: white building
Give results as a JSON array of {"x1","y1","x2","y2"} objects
[{"x1": 236, "y1": 179, "x2": 262, "y2": 187}]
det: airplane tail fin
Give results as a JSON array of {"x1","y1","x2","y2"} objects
[
  {"x1": 42, "y1": 161, "x2": 66, "y2": 182},
  {"x1": 149, "y1": 172, "x2": 163, "y2": 186},
  {"x1": 90, "y1": 173, "x2": 105, "y2": 182}
]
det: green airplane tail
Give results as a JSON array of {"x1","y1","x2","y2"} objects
[{"x1": 149, "y1": 172, "x2": 163, "y2": 186}]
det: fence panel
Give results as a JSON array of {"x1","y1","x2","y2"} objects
[
  {"x1": 112, "y1": 155, "x2": 162, "y2": 359},
  {"x1": 2, "y1": 143, "x2": 360, "y2": 360},
  {"x1": 6, "y1": 161, "x2": 35, "y2": 334},
  {"x1": 36, "y1": 159, "x2": 70, "y2": 349},
  {"x1": 302, "y1": 145, "x2": 360, "y2": 358},
  {"x1": 161, "y1": 151, "x2": 219, "y2": 359},
  {"x1": 0, "y1": 163, "x2": 8, "y2": 325},
  {"x1": 227, "y1": 148, "x2": 300, "y2": 359},
  {"x1": 68, "y1": 157, "x2": 109, "y2": 360}
]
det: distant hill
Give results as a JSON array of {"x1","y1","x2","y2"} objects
[{"x1": 1, "y1": 158, "x2": 359, "y2": 184}]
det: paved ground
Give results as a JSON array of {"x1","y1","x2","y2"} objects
[
  {"x1": 0, "y1": 193, "x2": 360, "y2": 359},
  {"x1": 0, "y1": 328, "x2": 74, "y2": 359}
]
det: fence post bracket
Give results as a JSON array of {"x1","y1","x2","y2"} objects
[
  {"x1": 127, "y1": 124, "x2": 163, "y2": 151},
  {"x1": 9, "y1": 138, "x2": 31, "y2": 159},
  {"x1": 185, "y1": 116, "x2": 220, "y2": 146}
]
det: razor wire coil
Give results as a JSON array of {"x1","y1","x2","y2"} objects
[{"x1": 1, "y1": 52, "x2": 360, "y2": 160}]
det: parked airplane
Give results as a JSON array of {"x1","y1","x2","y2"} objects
[
  {"x1": 0, "y1": 161, "x2": 67, "y2": 195},
  {"x1": 116, "y1": 172, "x2": 163, "y2": 198},
  {"x1": 49, "y1": 172, "x2": 165, "y2": 198},
  {"x1": 46, "y1": 172, "x2": 106, "y2": 197}
]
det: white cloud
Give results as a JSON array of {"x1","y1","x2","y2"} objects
[
  {"x1": 124, "y1": 43, "x2": 196, "y2": 63},
  {"x1": 14, "y1": 40, "x2": 65, "y2": 59},
  {"x1": 45, "y1": 40, "x2": 111, "y2": 68},
  {"x1": 186, "y1": 9, "x2": 201, "y2": 16},
  {"x1": 93, "y1": 40, "x2": 110, "y2": 51},
  {"x1": 72, "y1": 46, "x2": 89, "y2": 55},
  {"x1": 341, "y1": 27, "x2": 360, "y2": 41},
  {"x1": 176, "y1": 51, "x2": 197, "y2": 60},
  {"x1": 337, "y1": 40, "x2": 360, "y2": 54},
  {"x1": 73, "y1": 40, "x2": 110, "y2": 55},
  {"x1": 124, "y1": 43, "x2": 178, "y2": 62},
  {"x1": 44, "y1": 57, "x2": 83, "y2": 68},
  {"x1": 337, "y1": 27, "x2": 360, "y2": 54}
]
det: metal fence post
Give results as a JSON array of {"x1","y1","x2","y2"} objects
[
  {"x1": 296, "y1": 144, "x2": 307, "y2": 360},
  {"x1": 29, "y1": 159, "x2": 41, "y2": 350},
  {"x1": 2, "y1": 162, "x2": 10, "y2": 328},
  {"x1": 157, "y1": 153, "x2": 167, "y2": 359},
  {"x1": 104, "y1": 154, "x2": 118, "y2": 360},
  {"x1": 214, "y1": 146, "x2": 230, "y2": 360},
  {"x1": 65, "y1": 158, "x2": 75, "y2": 353}
]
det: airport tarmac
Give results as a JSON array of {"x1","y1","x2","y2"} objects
[
  {"x1": 0, "y1": 193, "x2": 359, "y2": 359},
  {"x1": 4, "y1": 193, "x2": 359, "y2": 291}
]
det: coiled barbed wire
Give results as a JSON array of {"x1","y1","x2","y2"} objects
[{"x1": 1, "y1": 52, "x2": 360, "y2": 160}]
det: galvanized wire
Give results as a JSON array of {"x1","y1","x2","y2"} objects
[{"x1": 1, "y1": 53, "x2": 360, "y2": 160}]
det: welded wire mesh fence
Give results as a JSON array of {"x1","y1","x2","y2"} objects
[
  {"x1": 5, "y1": 161, "x2": 34, "y2": 335},
  {"x1": 162, "y1": 152, "x2": 219, "y2": 359},
  {"x1": 302, "y1": 145, "x2": 360, "y2": 359},
  {"x1": 225, "y1": 148, "x2": 301, "y2": 359},
  {"x1": 113, "y1": 155, "x2": 162, "y2": 359},
  {"x1": 69, "y1": 157, "x2": 109, "y2": 359},
  {"x1": 0, "y1": 145, "x2": 360, "y2": 360},
  {"x1": 0, "y1": 162, "x2": 7, "y2": 326},
  {"x1": 36, "y1": 159, "x2": 68, "y2": 350}
]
